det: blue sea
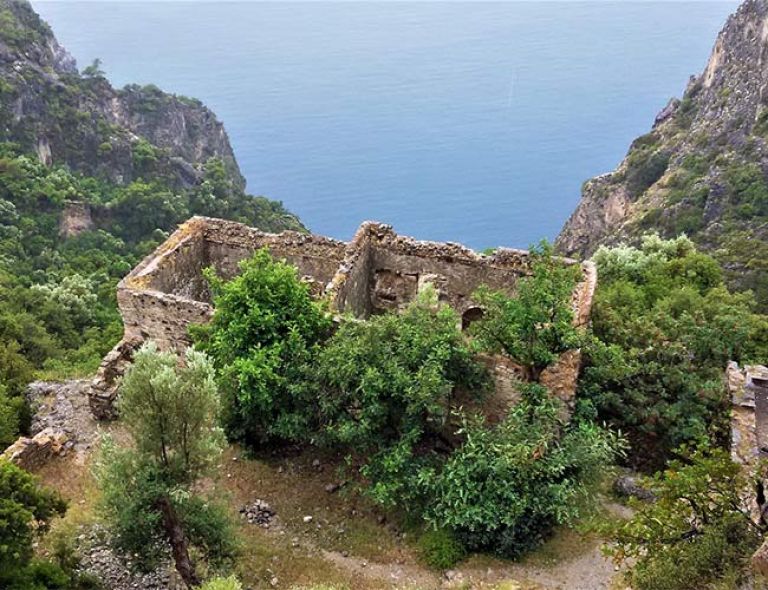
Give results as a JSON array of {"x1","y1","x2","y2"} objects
[{"x1": 34, "y1": 1, "x2": 737, "y2": 250}]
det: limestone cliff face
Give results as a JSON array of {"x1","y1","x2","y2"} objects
[
  {"x1": 0, "y1": 0, "x2": 244, "y2": 189},
  {"x1": 557, "y1": 0, "x2": 768, "y2": 302}
]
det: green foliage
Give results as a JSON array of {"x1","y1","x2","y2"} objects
[
  {"x1": 193, "y1": 248, "x2": 332, "y2": 445},
  {"x1": 624, "y1": 148, "x2": 671, "y2": 198},
  {"x1": 95, "y1": 344, "x2": 234, "y2": 576},
  {"x1": 316, "y1": 286, "x2": 489, "y2": 507},
  {"x1": 81, "y1": 59, "x2": 105, "y2": 79},
  {"x1": 201, "y1": 576, "x2": 243, "y2": 590},
  {"x1": 582, "y1": 235, "x2": 768, "y2": 469},
  {"x1": 0, "y1": 459, "x2": 68, "y2": 587},
  {"x1": 470, "y1": 242, "x2": 581, "y2": 379},
  {"x1": 417, "y1": 528, "x2": 466, "y2": 569},
  {"x1": 119, "y1": 343, "x2": 225, "y2": 480},
  {"x1": 420, "y1": 385, "x2": 620, "y2": 559},
  {"x1": 723, "y1": 162, "x2": 768, "y2": 218},
  {"x1": 0, "y1": 140, "x2": 303, "y2": 438},
  {"x1": 0, "y1": 383, "x2": 22, "y2": 447},
  {"x1": 606, "y1": 445, "x2": 762, "y2": 590}
]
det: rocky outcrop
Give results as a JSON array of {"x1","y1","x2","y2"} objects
[
  {"x1": 557, "y1": 0, "x2": 768, "y2": 304},
  {"x1": 59, "y1": 201, "x2": 94, "y2": 238},
  {"x1": 0, "y1": 0, "x2": 244, "y2": 190}
]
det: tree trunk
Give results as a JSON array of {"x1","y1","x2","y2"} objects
[{"x1": 156, "y1": 495, "x2": 200, "y2": 588}]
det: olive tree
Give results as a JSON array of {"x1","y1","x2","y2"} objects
[{"x1": 95, "y1": 342, "x2": 232, "y2": 587}]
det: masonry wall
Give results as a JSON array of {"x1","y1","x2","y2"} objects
[
  {"x1": 201, "y1": 217, "x2": 347, "y2": 288},
  {"x1": 116, "y1": 217, "x2": 347, "y2": 352},
  {"x1": 331, "y1": 222, "x2": 538, "y2": 318},
  {"x1": 100, "y1": 216, "x2": 597, "y2": 421}
]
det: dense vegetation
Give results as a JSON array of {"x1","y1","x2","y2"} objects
[
  {"x1": 579, "y1": 234, "x2": 768, "y2": 470},
  {"x1": 574, "y1": 235, "x2": 767, "y2": 588},
  {"x1": 0, "y1": 144, "x2": 301, "y2": 449},
  {"x1": 195, "y1": 247, "x2": 620, "y2": 565},
  {"x1": 0, "y1": 458, "x2": 101, "y2": 590},
  {"x1": 606, "y1": 444, "x2": 764, "y2": 590}
]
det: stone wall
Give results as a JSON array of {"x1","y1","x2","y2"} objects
[
  {"x1": 2, "y1": 428, "x2": 69, "y2": 471},
  {"x1": 729, "y1": 362, "x2": 768, "y2": 469},
  {"x1": 330, "y1": 222, "x2": 540, "y2": 317},
  {"x1": 201, "y1": 217, "x2": 346, "y2": 287},
  {"x1": 94, "y1": 216, "x2": 598, "y2": 420},
  {"x1": 727, "y1": 362, "x2": 768, "y2": 576}
]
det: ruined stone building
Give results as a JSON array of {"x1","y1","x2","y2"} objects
[
  {"x1": 88, "y1": 216, "x2": 597, "y2": 420},
  {"x1": 728, "y1": 363, "x2": 768, "y2": 574}
]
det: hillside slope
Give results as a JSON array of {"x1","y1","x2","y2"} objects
[
  {"x1": 0, "y1": 0, "x2": 244, "y2": 189},
  {"x1": 557, "y1": 0, "x2": 768, "y2": 303}
]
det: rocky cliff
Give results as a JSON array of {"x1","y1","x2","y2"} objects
[
  {"x1": 0, "y1": 0, "x2": 244, "y2": 190},
  {"x1": 557, "y1": 0, "x2": 768, "y2": 303}
]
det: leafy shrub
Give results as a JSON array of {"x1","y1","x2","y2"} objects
[
  {"x1": 0, "y1": 459, "x2": 68, "y2": 587},
  {"x1": 201, "y1": 575, "x2": 243, "y2": 590},
  {"x1": 193, "y1": 249, "x2": 332, "y2": 446},
  {"x1": 470, "y1": 242, "x2": 581, "y2": 380},
  {"x1": 421, "y1": 385, "x2": 620, "y2": 559},
  {"x1": 723, "y1": 162, "x2": 768, "y2": 217},
  {"x1": 582, "y1": 235, "x2": 768, "y2": 469},
  {"x1": 316, "y1": 287, "x2": 489, "y2": 507},
  {"x1": 607, "y1": 445, "x2": 762, "y2": 590},
  {"x1": 625, "y1": 148, "x2": 671, "y2": 197},
  {"x1": 0, "y1": 383, "x2": 21, "y2": 447},
  {"x1": 417, "y1": 528, "x2": 466, "y2": 569}
]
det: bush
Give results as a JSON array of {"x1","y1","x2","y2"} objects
[
  {"x1": 470, "y1": 242, "x2": 581, "y2": 380},
  {"x1": 201, "y1": 575, "x2": 243, "y2": 590},
  {"x1": 417, "y1": 528, "x2": 466, "y2": 569},
  {"x1": 582, "y1": 235, "x2": 768, "y2": 469},
  {"x1": 192, "y1": 248, "x2": 332, "y2": 446},
  {"x1": 0, "y1": 383, "x2": 21, "y2": 447},
  {"x1": 0, "y1": 459, "x2": 68, "y2": 587},
  {"x1": 625, "y1": 149, "x2": 671, "y2": 197},
  {"x1": 607, "y1": 445, "x2": 762, "y2": 590},
  {"x1": 421, "y1": 385, "x2": 620, "y2": 559},
  {"x1": 316, "y1": 287, "x2": 489, "y2": 507}
]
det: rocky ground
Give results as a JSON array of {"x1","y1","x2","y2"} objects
[
  {"x1": 27, "y1": 379, "x2": 97, "y2": 459},
  {"x1": 26, "y1": 382, "x2": 628, "y2": 590}
]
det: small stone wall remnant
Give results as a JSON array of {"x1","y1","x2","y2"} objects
[
  {"x1": 2, "y1": 427, "x2": 69, "y2": 470},
  {"x1": 729, "y1": 362, "x2": 768, "y2": 468},
  {"x1": 727, "y1": 362, "x2": 768, "y2": 577},
  {"x1": 89, "y1": 336, "x2": 143, "y2": 420}
]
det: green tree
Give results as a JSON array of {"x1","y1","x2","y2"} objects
[
  {"x1": 316, "y1": 287, "x2": 489, "y2": 507},
  {"x1": 581, "y1": 235, "x2": 768, "y2": 469},
  {"x1": 192, "y1": 248, "x2": 332, "y2": 446},
  {"x1": 81, "y1": 58, "x2": 105, "y2": 79},
  {"x1": 606, "y1": 444, "x2": 763, "y2": 590},
  {"x1": 470, "y1": 242, "x2": 581, "y2": 380},
  {"x1": 0, "y1": 458, "x2": 67, "y2": 586},
  {"x1": 421, "y1": 385, "x2": 620, "y2": 558},
  {"x1": 0, "y1": 383, "x2": 21, "y2": 447},
  {"x1": 94, "y1": 343, "x2": 232, "y2": 587}
]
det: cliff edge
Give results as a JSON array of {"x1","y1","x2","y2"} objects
[
  {"x1": 0, "y1": 0, "x2": 244, "y2": 190},
  {"x1": 557, "y1": 0, "x2": 768, "y2": 303}
]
